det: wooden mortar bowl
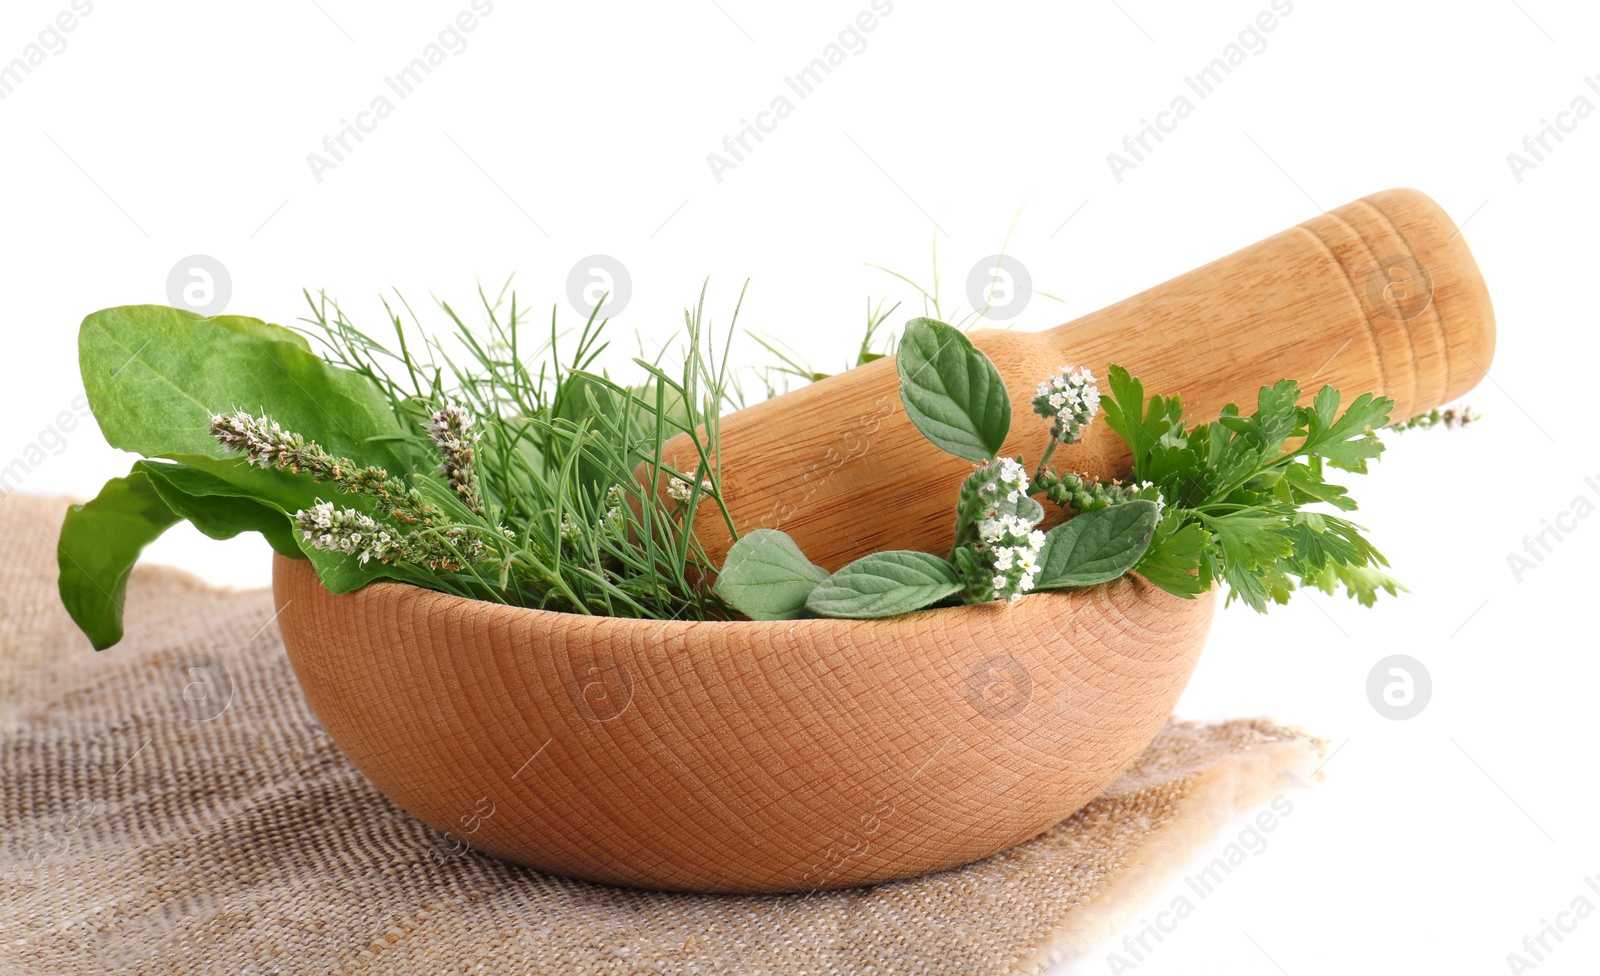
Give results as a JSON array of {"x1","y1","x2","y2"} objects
[{"x1": 273, "y1": 554, "x2": 1215, "y2": 894}]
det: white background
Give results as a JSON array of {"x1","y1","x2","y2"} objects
[{"x1": 1, "y1": 1, "x2": 1596, "y2": 973}]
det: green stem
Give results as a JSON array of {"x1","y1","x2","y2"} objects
[{"x1": 1032, "y1": 436, "x2": 1062, "y2": 483}]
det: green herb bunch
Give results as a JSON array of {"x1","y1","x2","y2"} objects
[
  {"x1": 59, "y1": 284, "x2": 745, "y2": 649},
  {"x1": 714, "y1": 317, "x2": 1402, "y2": 619},
  {"x1": 1098, "y1": 367, "x2": 1403, "y2": 610},
  {"x1": 59, "y1": 281, "x2": 1425, "y2": 650},
  {"x1": 714, "y1": 319, "x2": 1166, "y2": 620}
]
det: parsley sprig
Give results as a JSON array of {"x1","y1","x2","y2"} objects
[{"x1": 1103, "y1": 366, "x2": 1404, "y2": 611}]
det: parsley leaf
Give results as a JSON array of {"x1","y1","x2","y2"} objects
[{"x1": 1103, "y1": 368, "x2": 1400, "y2": 612}]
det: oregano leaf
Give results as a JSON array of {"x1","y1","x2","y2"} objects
[
  {"x1": 806, "y1": 550, "x2": 963, "y2": 619},
  {"x1": 713, "y1": 529, "x2": 830, "y2": 621},
  {"x1": 1033, "y1": 500, "x2": 1160, "y2": 590},
  {"x1": 895, "y1": 318, "x2": 1010, "y2": 462}
]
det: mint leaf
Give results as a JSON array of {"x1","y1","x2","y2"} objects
[
  {"x1": 1034, "y1": 501, "x2": 1159, "y2": 589},
  {"x1": 714, "y1": 529, "x2": 830, "y2": 620},
  {"x1": 896, "y1": 318, "x2": 1010, "y2": 462},
  {"x1": 806, "y1": 550, "x2": 962, "y2": 619}
]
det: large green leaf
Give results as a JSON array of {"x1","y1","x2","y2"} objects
[
  {"x1": 135, "y1": 460, "x2": 300, "y2": 556},
  {"x1": 713, "y1": 529, "x2": 829, "y2": 620},
  {"x1": 210, "y1": 314, "x2": 313, "y2": 351},
  {"x1": 57, "y1": 469, "x2": 182, "y2": 650},
  {"x1": 1034, "y1": 501, "x2": 1160, "y2": 590},
  {"x1": 806, "y1": 550, "x2": 963, "y2": 619},
  {"x1": 78, "y1": 305, "x2": 412, "y2": 516},
  {"x1": 69, "y1": 306, "x2": 430, "y2": 629},
  {"x1": 133, "y1": 458, "x2": 398, "y2": 597},
  {"x1": 895, "y1": 318, "x2": 1010, "y2": 462}
]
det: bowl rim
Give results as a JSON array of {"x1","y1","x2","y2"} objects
[{"x1": 272, "y1": 554, "x2": 1199, "y2": 637}]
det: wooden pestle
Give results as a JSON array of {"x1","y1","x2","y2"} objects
[{"x1": 657, "y1": 188, "x2": 1496, "y2": 572}]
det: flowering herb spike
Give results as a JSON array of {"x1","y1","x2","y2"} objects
[
  {"x1": 949, "y1": 457, "x2": 1047, "y2": 605},
  {"x1": 427, "y1": 406, "x2": 486, "y2": 516},
  {"x1": 59, "y1": 294, "x2": 747, "y2": 648}
]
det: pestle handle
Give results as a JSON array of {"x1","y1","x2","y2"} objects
[
  {"x1": 1034, "y1": 186, "x2": 1494, "y2": 431},
  {"x1": 659, "y1": 188, "x2": 1496, "y2": 572}
]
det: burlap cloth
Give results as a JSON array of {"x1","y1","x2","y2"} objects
[{"x1": 0, "y1": 494, "x2": 1324, "y2": 975}]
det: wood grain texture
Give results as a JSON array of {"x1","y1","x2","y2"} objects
[
  {"x1": 273, "y1": 555, "x2": 1216, "y2": 894},
  {"x1": 658, "y1": 188, "x2": 1497, "y2": 572}
]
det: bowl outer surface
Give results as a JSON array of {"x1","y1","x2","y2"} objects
[{"x1": 272, "y1": 554, "x2": 1215, "y2": 893}]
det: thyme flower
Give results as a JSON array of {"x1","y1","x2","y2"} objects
[
  {"x1": 599, "y1": 485, "x2": 627, "y2": 531},
  {"x1": 210, "y1": 410, "x2": 339, "y2": 477},
  {"x1": 293, "y1": 500, "x2": 483, "y2": 571},
  {"x1": 211, "y1": 410, "x2": 490, "y2": 571},
  {"x1": 560, "y1": 487, "x2": 628, "y2": 548},
  {"x1": 559, "y1": 512, "x2": 583, "y2": 542},
  {"x1": 1393, "y1": 405, "x2": 1478, "y2": 432}
]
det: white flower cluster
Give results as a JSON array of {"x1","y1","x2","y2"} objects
[
  {"x1": 426, "y1": 404, "x2": 474, "y2": 455},
  {"x1": 294, "y1": 501, "x2": 396, "y2": 565},
  {"x1": 979, "y1": 457, "x2": 1030, "y2": 504},
  {"x1": 977, "y1": 513, "x2": 1046, "y2": 603},
  {"x1": 666, "y1": 469, "x2": 715, "y2": 504},
  {"x1": 1032, "y1": 365, "x2": 1101, "y2": 444},
  {"x1": 426, "y1": 405, "x2": 485, "y2": 515},
  {"x1": 971, "y1": 458, "x2": 1046, "y2": 604},
  {"x1": 600, "y1": 485, "x2": 626, "y2": 527}
]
